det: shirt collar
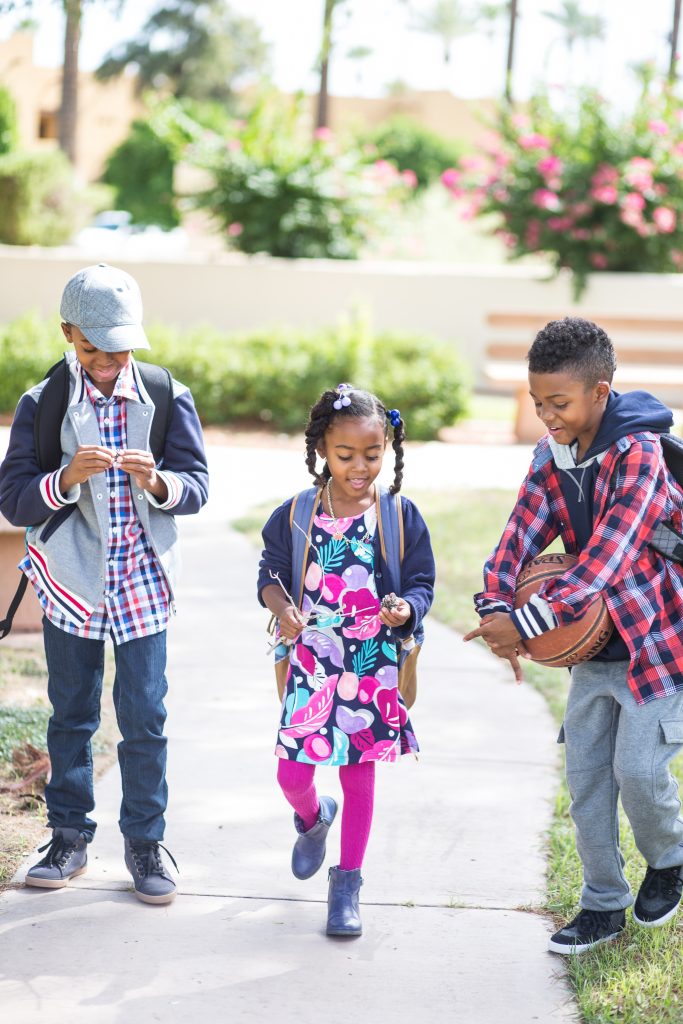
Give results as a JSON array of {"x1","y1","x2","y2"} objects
[{"x1": 81, "y1": 358, "x2": 140, "y2": 405}]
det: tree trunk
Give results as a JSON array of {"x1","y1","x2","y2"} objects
[
  {"x1": 670, "y1": 0, "x2": 682, "y2": 82},
  {"x1": 59, "y1": 0, "x2": 82, "y2": 163},
  {"x1": 504, "y1": 0, "x2": 519, "y2": 102},
  {"x1": 316, "y1": 0, "x2": 336, "y2": 130}
]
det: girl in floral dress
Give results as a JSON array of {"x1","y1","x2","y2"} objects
[{"x1": 258, "y1": 384, "x2": 435, "y2": 937}]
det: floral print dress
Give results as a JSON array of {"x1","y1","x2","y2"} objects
[{"x1": 275, "y1": 503, "x2": 419, "y2": 765}]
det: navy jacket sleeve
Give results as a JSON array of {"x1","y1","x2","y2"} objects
[
  {"x1": 160, "y1": 389, "x2": 209, "y2": 515},
  {"x1": 393, "y1": 496, "x2": 435, "y2": 639},
  {"x1": 0, "y1": 394, "x2": 54, "y2": 527},
  {"x1": 257, "y1": 499, "x2": 295, "y2": 605}
]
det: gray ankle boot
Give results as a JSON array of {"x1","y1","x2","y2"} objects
[
  {"x1": 292, "y1": 795, "x2": 338, "y2": 880},
  {"x1": 326, "y1": 866, "x2": 363, "y2": 936},
  {"x1": 25, "y1": 827, "x2": 88, "y2": 889}
]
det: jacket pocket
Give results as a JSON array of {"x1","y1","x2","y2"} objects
[{"x1": 39, "y1": 503, "x2": 77, "y2": 542}]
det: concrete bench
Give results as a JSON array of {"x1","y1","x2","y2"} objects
[
  {"x1": 0, "y1": 514, "x2": 42, "y2": 632},
  {"x1": 484, "y1": 314, "x2": 683, "y2": 443}
]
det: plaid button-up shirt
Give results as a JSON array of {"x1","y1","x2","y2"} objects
[
  {"x1": 475, "y1": 432, "x2": 683, "y2": 704},
  {"x1": 21, "y1": 361, "x2": 171, "y2": 644}
]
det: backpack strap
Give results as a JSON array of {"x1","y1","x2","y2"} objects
[
  {"x1": 376, "y1": 487, "x2": 403, "y2": 594},
  {"x1": 34, "y1": 358, "x2": 70, "y2": 472},
  {"x1": 290, "y1": 487, "x2": 322, "y2": 610},
  {"x1": 136, "y1": 362, "x2": 174, "y2": 465},
  {"x1": 0, "y1": 574, "x2": 28, "y2": 640}
]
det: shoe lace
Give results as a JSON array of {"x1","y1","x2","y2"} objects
[
  {"x1": 36, "y1": 832, "x2": 78, "y2": 871},
  {"x1": 643, "y1": 865, "x2": 682, "y2": 899},
  {"x1": 129, "y1": 841, "x2": 179, "y2": 878}
]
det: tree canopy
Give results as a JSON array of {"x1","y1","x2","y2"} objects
[{"x1": 96, "y1": 0, "x2": 269, "y2": 105}]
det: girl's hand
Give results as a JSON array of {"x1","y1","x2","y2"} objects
[
  {"x1": 61, "y1": 445, "x2": 114, "y2": 490},
  {"x1": 117, "y1": 449, "x2": 168, "y2": 501},
  {"x1": 279, "y1": 605, "x2": 306, "y2": 641},
  {"x1": 379, "y1": 594, "x2": 411, "y2": 627}
]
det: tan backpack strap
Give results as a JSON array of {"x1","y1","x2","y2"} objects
[
  {"x1": 375, "y1": 487, "x2": 388, "y2": 563},
  {"x1": 395, "y1": 493, "x2": 404, "y2": 563}
]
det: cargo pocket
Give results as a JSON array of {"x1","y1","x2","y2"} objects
[
  {"x1": 654, "y1": 719, "x2": 683, "y2": 799},
  {"x1": 557, "y1": 723, "x2": 565, "y2": 744},
  {"x1": 660, "y1": 719, "x2": 683, "y2": 745}
]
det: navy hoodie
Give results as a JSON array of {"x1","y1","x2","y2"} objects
[{"x1": 555, "y1": 389, "x2": 673, "y2": 660}]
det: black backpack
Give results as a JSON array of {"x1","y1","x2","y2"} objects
[
  {"x1": 0, "y1": 357, "x2": 173, "y2": 638},
  {"x1": 650, "y1": 433, "x2": 683, "y2": 562}
]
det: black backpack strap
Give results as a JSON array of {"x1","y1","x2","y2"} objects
[
  {"x1": 0, "y1": 574, "x2": 29, "y2": 640},
  {"x1": 137, "y1": 362, "x2": 174, "y2": 465},
  {"x1": 34, "y1": 357, "x2": 70, "y2": 473}
]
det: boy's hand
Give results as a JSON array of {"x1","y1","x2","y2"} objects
[
  {"x1": 116, "y1": 449, "x2": 168, "y2": 501},
  {"x1": 463, "y1": 612, "x2": 528, "y2": 684},
  {"x1": 61, "y1": 445, "x2": 114, "y2": 490},
  {"x1": 379, "y1": 593, "x2": 411, "y2": 627},
  {"x1": 279, "y1": 605, "x2": 306, "y2": 641}
]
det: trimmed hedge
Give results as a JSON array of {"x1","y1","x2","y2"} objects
[{"x1": 0, "y1": 314, "x2": 469, "y2": 440}]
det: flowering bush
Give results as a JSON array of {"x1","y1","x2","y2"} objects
[
  {"x1": 441, "y1": 72, "x2": 683, "y2": 297},
  {"x1": 171, "y1": 93, "x2": 414, "y2": 259}
]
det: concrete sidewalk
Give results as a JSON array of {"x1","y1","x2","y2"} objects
[{"x1": 0, "y1": 441, "x2": 576, "y2": 1023}]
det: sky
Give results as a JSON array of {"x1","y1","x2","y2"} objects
[{"x1": 0, "y1": 0, "x2": 677, "y2": 103}]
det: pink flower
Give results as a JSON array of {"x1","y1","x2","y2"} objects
[
  {"x1": 591, "y1": 164, "x2": 619, "y2": 188},
  {"x1": 676, "y1": 142, "x2": 683, "y2": 155},
  {"x1": 314, "y1": 127, "x2": 333, "y2": 141},
  {"x1": 648, "y1": 119, "x2": 669, "y2": 135},
  {"x1": 547, "y1": 216, "x2": 574, "y2": 231},
  {"x1": 227, "y1": 222, "x2": 243, "y2": 237},
  {"x1": 591, "y1": 185, "x2": 618, "y2": 205},
  {"x1": 525, "y1": 220, "x2": 542, "y2": 248},
  {"x1": 441, "y1": 167, "x2": 462, "y2": 189},
  {"x1": 518, "y1": 133, "x2": 551, "y2": 150},
  {"x1": 620, "y1": 208, "x2": 644, "y2": 229},
  {"x1": 671, "y1": 249, "x2": 683, "y2": 268},
  {"x1": 572, "y1": 201, "x2": 592, "y2": 218},
  {"x1": 537, "y1": 155, "x2": 563, "y2": 176},
  {"x1": 590, "y1": 253, "x2": 609, "y2": 269},
  {"x1": 532, "y1": 188, "x2": 560, "y2": 211},
  {"x1": 511, "y1": 113, "x2": 530, "y2": 129},
  {"x1": 226, "y1": 138, "x2": 241, "y2": 152},
  {"x1": 401, "y1": 169, "x2": 418, "y2": 188},
  {"x1": 461, "y1": 155, "x2": 486, "y2": 171},
  {"x1": 653, "y1": 206, "x2": 676, "y2": 233},
  {"x1": 622, "y1": 192, "x2": 645, "y2": 212},
  {"x1": 572, "y1": 228, "x2": 592, "y2": 241},
  {"x1": 624, "y1": 157, "x2": 654, "y2": 191},
  {"x1": 501, "y1": 232, "x2": 518, "y2": 248}
]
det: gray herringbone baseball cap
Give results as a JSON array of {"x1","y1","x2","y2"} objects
[{"x1": 60, "y1": 263, "x2": 150, "y2": 352}]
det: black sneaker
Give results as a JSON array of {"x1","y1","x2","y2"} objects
[
  {"x1": 124, "y1": 838, "x2": 178, "y2": 905},
  {"x1": 633, "y1": 864, "x2": 683, "y2": 927},
  {"x1": 548, "y1": 908, "x2": 626, "y2": 954},
  {"x1": 25, "y1": 827, "x2": 88, "y2": 889}
]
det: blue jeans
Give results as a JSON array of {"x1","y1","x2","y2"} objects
[{"x1": 43, "y1": 617, "x2": 169, "y2": 842}]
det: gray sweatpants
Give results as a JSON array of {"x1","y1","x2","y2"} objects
[{"x1": 561, "y1": 660, "x2": 683, "y2": 911}]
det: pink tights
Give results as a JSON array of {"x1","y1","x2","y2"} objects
[{"x1": 277, "y1": 759, "x2": 375, "y2": 871}]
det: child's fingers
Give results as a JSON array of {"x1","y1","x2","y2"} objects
[
  {"x1": 508, "y1": 652, "x2": 524, "y2": 685},
  {"x1": 462, "y1": 626, "x2": 484, "y2": 642}
]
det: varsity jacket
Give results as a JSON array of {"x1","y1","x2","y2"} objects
[{"x1": 0, "y1": 355, "x2": 209, "y2": 618}]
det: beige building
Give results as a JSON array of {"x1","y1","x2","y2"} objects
[{"x1": 0, "y1": 29, "x2": 142, "y2": 182}]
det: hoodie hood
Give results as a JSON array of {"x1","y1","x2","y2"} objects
[{"x1": 582, "y1": 389, "x2": 673, "y2": 462}]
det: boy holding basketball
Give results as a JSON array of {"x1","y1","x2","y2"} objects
[{"x1": 465, "y1": 317, "x2": 683, "y2": 954}]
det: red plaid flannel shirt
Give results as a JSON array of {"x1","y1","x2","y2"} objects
[{"x1": 475, "y1": 432, "x2": 683, "y2": 704}]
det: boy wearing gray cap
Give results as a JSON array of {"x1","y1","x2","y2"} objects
[{"x1": 0, "y1": 264, "x2": 209, "y2": 904}]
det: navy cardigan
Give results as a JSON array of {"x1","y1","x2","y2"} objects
[{"x1": 257, "y1": 493, "x2": 435, "y2": 640}]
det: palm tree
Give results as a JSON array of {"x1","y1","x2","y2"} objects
[
  {"x1": 411, "y1": 0, "x2": 477, "y2": 67},
  {"x1": 0, "y1": 0, "x2": 124, "y2": 164},
  {"x1": 669, "y1": 0, "x2": 682, "y2": 82},
  {"x1": 316, "y1": 0, "x2": 349, "y2": 130},
  {"x1": 504, "y1": 0, "x2": 519, "y2": 102},
  {"x1": 542, "y1": 0, "x2": 604, "y2": 58}
]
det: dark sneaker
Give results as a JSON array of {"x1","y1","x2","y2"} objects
[
  {"x1": 124, "y1": 838, "x2": 178, "y2": 905},
  {"x1": 548, "y1": 908, "x2": 626, "y2": 954},
  {"x1": 633, "y1": 864, "x2": 683, "y2": 927},
  {"x1": 25, "y1": 827, "x2": 88, "y2": 889}
]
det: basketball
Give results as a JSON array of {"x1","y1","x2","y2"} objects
[{"x1": 514, "y1": 553, "x2": 613, "y2": 668}]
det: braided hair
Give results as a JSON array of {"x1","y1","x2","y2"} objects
[{"x1": 304, "y1": 386, "x2": 406, "y2": 494}]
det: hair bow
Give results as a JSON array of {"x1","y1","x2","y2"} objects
[{"x1": 333, "y1": 382, "x2": 353, "y2": 410}]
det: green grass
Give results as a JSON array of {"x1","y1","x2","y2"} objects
[{"x1": 235, "y1": 488, "x2": 683, "y2": 1024}]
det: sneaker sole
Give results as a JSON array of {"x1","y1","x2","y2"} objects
[
  {"x1": 131, "y1": 888, "x2": 177, "y2": 905},
  {"x1": 633, "y1": 900, "x2": 681, "y2": 928},
  {"x1": 24, "y1": 865, "x2": 87, "y2": 889},
  {"x1": 548, "y1": 930, "x2": 622, "y2": 955}
]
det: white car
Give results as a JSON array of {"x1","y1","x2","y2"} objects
[{"x1": 73, "y1": 211, "x2": 188, "y2": 257}]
